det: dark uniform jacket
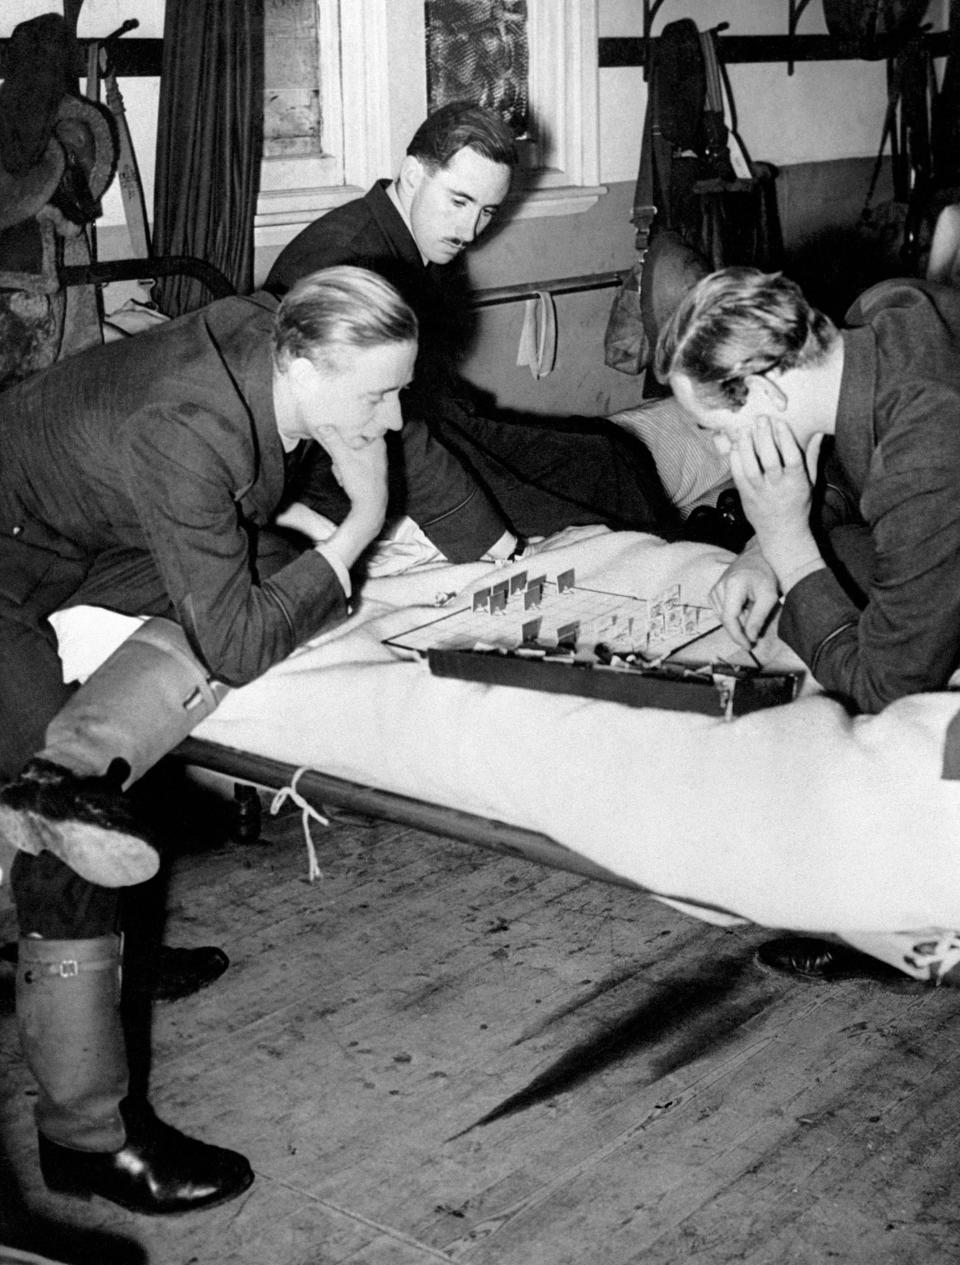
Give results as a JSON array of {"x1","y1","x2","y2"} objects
[
  {"x1": 780, "y1": 279, "x2": 960, "y2": 712},
  {"x1": 0, "y1": 292, "x2": 501, "y2": 687}
]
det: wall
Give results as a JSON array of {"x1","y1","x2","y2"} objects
[{"x1": 1, "y1": 0, "x2": 948, "y2": 414}]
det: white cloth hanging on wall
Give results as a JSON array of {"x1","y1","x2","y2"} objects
[{"x1": 516, "y1": 290, "x2": 557, "y2": 379}]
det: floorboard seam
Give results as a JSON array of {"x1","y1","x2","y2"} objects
[{"x1": 265, "y1": 1178, "x2": 456, "y2": 1262}]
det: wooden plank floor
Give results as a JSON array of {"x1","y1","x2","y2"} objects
[{"x1": 3, "y1": 785, "x2": 960, "y2": 1264}]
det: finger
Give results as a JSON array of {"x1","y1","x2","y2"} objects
[
  {"x1": 748, "y1": 594, "x2": 779, "y2": 647},
  {"x1": 770, "y1": 416, "x2": 805, "y2": 468},
  {"x1": 730, "y1": 433, "x2": 761, "y2": 487},
  {"x1": 752, "y1": 415, "x2": 785, "y2": 473},
  {"x1": 723, "y1": 607, "x2": 752, "y2": 649},
  {"x1": 743, "y1": 597, "x2": 770, "y2": 643},
  {"x1": 715, "y1": 583, "x2": 752, "y2": 649},
  {"x1": 805, "y1": 431, "x2": 825, "y2": 484}
]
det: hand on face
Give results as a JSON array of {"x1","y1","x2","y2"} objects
[
  {"x1": 729, "y1": 416, "x2": 823, "y2": 576},
  {"x1": 315, "y1": 426, "x2": 389, "y2": 531}
]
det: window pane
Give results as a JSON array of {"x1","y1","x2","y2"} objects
[
  {"x1": 264, "y1": 0, "x2": 322, "y2": 159},
  {"x1": 425, "y1": 0, "x2": 529, "y2": 137}
]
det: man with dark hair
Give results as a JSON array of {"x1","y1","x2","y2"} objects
[
  {"x1": 656, "y1": 264, "x2": 960, "y2": 988},
  {"x1": 0, "y1": 265, "x2": 510, "y2": 1218},
  {"x1": 265, "y1": 101, "x2": 681, "y2": 546}
]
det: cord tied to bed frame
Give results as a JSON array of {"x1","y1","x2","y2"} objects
[{"x1": 269, "y1": 767, "x2": 329, "y2": 882}]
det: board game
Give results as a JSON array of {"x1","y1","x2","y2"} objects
[
  {"x1": 384, "y1": 567, "x2": 721, "y2": 662},
  {"x1": 385, "y1": 567, "x2": 803, "y2": 719}
]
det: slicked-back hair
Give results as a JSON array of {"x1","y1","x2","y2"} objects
[
  {"x1": 273, "y1": 265, "x2": 418, "y2": 372},
  {"x1": 654, "y1": 267, "x2": 838, "y2": 409},
  {"x1": 406, "y1": 101, "x2": 519, "y2": 174}
]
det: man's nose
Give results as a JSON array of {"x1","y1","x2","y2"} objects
[
  {"x1": 454, "y1": 207, "x2": 484, "y2": 244},
  {"x1": 382, "y1": 397, "x2": 404, "y2": 432}
]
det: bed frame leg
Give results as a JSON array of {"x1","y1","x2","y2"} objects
[{"x1": 232, "y1": 782, "x2": 263, "y2": 844}]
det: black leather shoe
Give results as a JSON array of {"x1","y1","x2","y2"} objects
[
  {"x1": 755, "y1": 936, "x2": 914, "y2": 986},
  {"x1": 0, "y1": 758, "x2": 159, "y2": 888},
  {"x1": 1, "y1": 942, "x2": 230, "y2": 1003},
  {"x1": 127, "y1": 944, "x2": 230, "y2": 1004},
  {"x1": 38, "y1": 1099, "x2": 254, "y2": 1215}
]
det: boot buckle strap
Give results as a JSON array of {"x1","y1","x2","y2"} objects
[{"x1": 23, "y1": 955, "x2": 117, "y2": 982}]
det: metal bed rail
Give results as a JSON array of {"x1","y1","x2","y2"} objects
[{"x1": 171, "y1": 737, "x2": 645, "y2": 893}]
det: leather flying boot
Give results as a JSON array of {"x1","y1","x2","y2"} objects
[
  {"x1": 1, "y1": 617, "x2": 229, "y2": 889},
  {"x1": 38, "y1": 1097, "x2": 254, "y2": 1216},
  {"x1": 16, "y1": 935, "x2": 128, "y2": 1153},
  {"x1": 17, "y1": 935, "x2": 252, "y2": 1214},
  {"x1": 39, "y1": 617, "x2": 227, "y2": 789},
  {"x1": 0, "y1": 758, "x2": 159, "y2": 888}
]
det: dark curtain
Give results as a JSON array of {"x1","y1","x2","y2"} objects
[{"x1": 152, "y1": 0, "x2": 264, "y2": 316}]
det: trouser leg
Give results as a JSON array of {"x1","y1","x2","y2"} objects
[
  {"x1": 5, "y1": 615, "x2": 219, "y2": 1148},
  {"x1": 0, "y1": 598, "x2": 74, "y2": 783},
  {"x1": 1, "y1": 564, "x2": 253, "y2": 1211},
  {"x1": 427, "y1": 405, "x2": 682, "y2": 538},
  {"x1": 0, "y1": 580, "x2": 124, "y2": 1147}
]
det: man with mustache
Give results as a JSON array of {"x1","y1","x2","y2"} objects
[{"x1": 265, "y1": 101, "x2": 682, "y2": 546}]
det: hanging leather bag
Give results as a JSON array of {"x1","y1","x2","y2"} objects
[
  {"x1": 603, "y1": 21, "x2": 783, "y2": 376},
  {"x1": 603, "y1": 20, "x2": 706, "y2": 375}
]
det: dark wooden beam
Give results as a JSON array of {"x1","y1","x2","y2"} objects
[
  {"x1": 2, "y1": 31, "x2": 949, "y2": 79},
  {"x1": 0, "y1": 36, "x2": 163, "y2": 79},
  {"x1": 599, "y1": 30, "x2": 950, "y2": 69}
]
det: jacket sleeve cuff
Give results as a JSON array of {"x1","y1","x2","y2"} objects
[
  {"x1": 417, "y1": 486, "x2": 508, "y2": 563},
  {"x1": 778, "y1": 568, "x2": 861, "y2": 669},
  {"x1": 313, "y1": 541, "x2": 352, "y2": 598}
]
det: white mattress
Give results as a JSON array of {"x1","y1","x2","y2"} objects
[{"x1": 52, "y1": 526, "x2": 960, "y2": 935}]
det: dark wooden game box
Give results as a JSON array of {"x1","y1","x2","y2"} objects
[{"x1": 427, "y1": 648, "x2": 803, "y2": 718}]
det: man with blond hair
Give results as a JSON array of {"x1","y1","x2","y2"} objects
[
  {"x1": 0, "y1": 265, "x2": 509, "y2": 1218},
  {"x1": 657, "y1": 265, "x2": 960, "y2": 989}
]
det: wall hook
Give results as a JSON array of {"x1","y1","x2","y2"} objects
[
  {"x1": 787, "y1": 0, "x2": 815, "y2": 74},
  {"x1": 642, "y1": 0, "x2": 671, "y2": 80}
]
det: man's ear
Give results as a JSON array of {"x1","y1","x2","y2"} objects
[
  {"x1": 745, "y1": 372, "x2": 788, "y2": 412},
  {"x1": 286, "y1": 355, "x2": 317, "y2": 388},
  {"x1": 397, "y1": 154, "x2": 425, "y2": 202}
]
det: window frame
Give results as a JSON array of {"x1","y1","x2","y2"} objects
[{"x1": 255, "y1": 0, "x2": 604, "y2": 249}]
